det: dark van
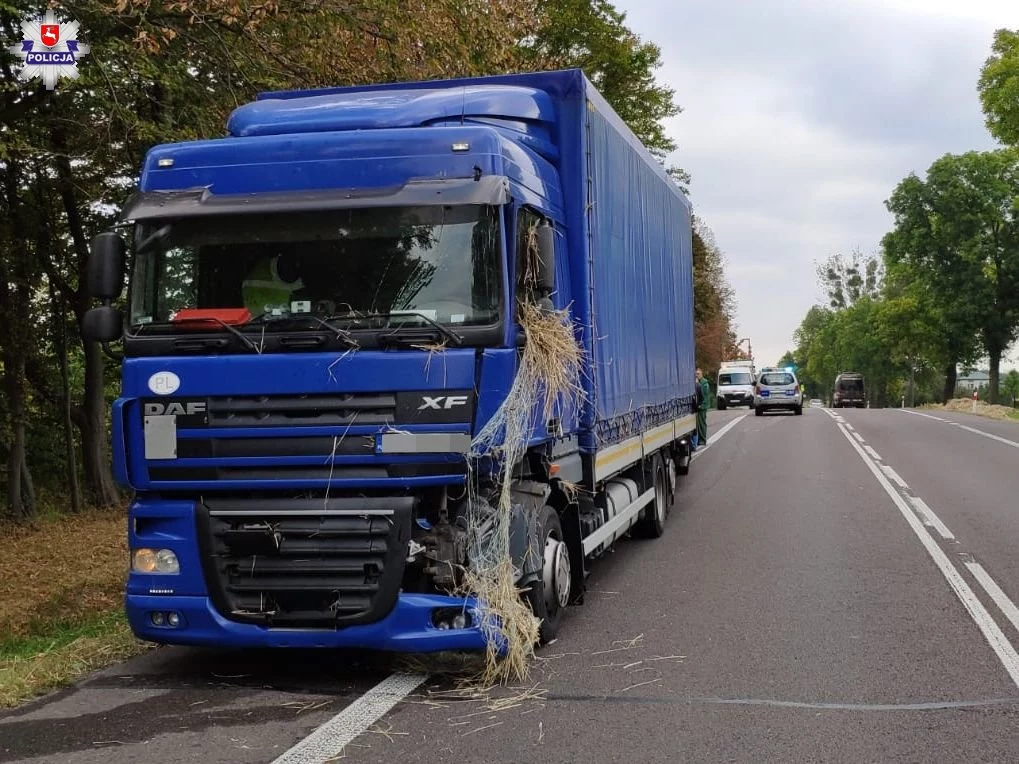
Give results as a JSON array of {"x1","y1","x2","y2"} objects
[{"x1": 833, "y1": 373, "x2": 866, "y2": 408}]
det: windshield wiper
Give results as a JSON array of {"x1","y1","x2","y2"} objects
[
  {"x1": 368, "y1": 311, "x2": 464, "y2": 347},
  {"x1": 247, "y1": 313, "x2": 359, "y2": 348},
  {"x1": 134, "y1": 316, "x2": 261, "y2": 353}
]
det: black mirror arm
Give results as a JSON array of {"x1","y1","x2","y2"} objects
[{"x1": 100, "y1": 341, "x2": 124, "y2": 363}]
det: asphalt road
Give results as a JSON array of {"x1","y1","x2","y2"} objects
[{"x1": 5, "y1": 406, "x2": 1019, "y2": 763}]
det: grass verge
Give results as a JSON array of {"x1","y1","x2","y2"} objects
[
  {"x1": 925, "y1": 398, "x2": 1019, "y2": 423},
  {"x1": 0, "y1": 509, "x2": 150, "y2": 709}
]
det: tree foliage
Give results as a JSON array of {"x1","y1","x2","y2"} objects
[
  {"x1": 979, "y1": 29, "x2": 1019, "y2": 147},
  {"x1": 816, "y1": 250, "x2": 882, "y2": 310},
  {"x1": 691, "y1": 220, "x2": 737, "y2": 378},
  {"x1": 528, "y1": 0, "x2": 680, "y2": 160},
  {"x1": 883, "y1": 150, "x2": 1019, "y2": 403}
]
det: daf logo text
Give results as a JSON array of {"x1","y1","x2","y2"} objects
[{"x1": 145, "y1": 402, "x2": 207, "y2": 417}]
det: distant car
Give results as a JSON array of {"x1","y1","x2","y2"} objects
[
  {"x1": 833, "y1": 372, "x2": 866, "y2": 408},
  {"x1": 754, "y1": 368, "x2": 803, "y2": 416},
  {"x1": 716, "y1": 363, "x2": 756, "y2": 410},
  {"x1": 810, "y1": 398, "x2": 823, "y2": 407}
]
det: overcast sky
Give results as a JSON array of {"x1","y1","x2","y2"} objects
[{"x1": 617, "y1": 0, "x2": 1019, "y2": 369}]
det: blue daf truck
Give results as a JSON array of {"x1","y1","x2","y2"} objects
[{"x1": 82, "y1": 69, "x2": 697, "y2": 652}]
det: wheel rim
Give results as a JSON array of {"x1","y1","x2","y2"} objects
[{"x1": 543, "y1": 531, "x2": 571, "y2": 612}]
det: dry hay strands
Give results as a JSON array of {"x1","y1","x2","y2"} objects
[
  {"x1": 459, "y1": 302, "x2": 586, "y2": 686},
  {"x1": 516, "y1": 302, "x2": 586, "y2": 422},
  {"x1": 457, "y1": 560, "x2": 541, "y2": 686}
]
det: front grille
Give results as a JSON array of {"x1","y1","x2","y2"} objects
[
  {"x1": 197, "y1": 496, "x2": 413, "y2": 627},
  {"x1": 206, "y1": 393, "x2": 396, "y2": 428},
  {"x1": 152, "y1": 464, "x2": 464, "y2": 482}
]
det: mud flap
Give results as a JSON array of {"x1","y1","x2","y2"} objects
[{"x1": 508, "y1": 480, "x2": 551, "y2": 586}]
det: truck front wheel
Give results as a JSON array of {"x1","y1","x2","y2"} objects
[{"x1": 524, "y1": 505, "x2": 569, "y2": 645}]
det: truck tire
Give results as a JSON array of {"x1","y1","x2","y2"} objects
[
  {"x1": 717, "y1": 400, "x2": 726, "y2": 411},
  {"x1": 755, "y1": 405, "x2": 763, "y2": 416},
  {"x1": 523, "y1": 504, "x2": 569, "y2": 645},
  {"x1": 634, "y1": 455, "x2": 667, "y2": 539}
]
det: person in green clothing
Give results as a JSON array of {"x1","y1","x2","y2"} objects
[
  {"x1": 695, "y1": 367, "x2": 710, "y2": 449},
  {"x1": 241, "y1": 253, "x2": 305, "y2": 316}
]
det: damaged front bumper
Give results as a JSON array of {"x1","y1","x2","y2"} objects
[{"x1": 126, "y1": 591, "x2": 501, "y2": 653}]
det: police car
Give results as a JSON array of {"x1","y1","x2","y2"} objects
[{"x1": 754, "y1": 367, "x2": 804, "y2": 416}]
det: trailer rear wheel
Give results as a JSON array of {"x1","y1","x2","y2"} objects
[
  {"x1": 523, "y1": 505, "x2": 569, "y2": 645},
  {"x1": 635, "y1": 455, "x2": 667, "y2": 538}
]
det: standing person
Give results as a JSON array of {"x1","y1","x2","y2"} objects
[{"x1": 695, "y1": 368, "x2": 710, "y2": 449}]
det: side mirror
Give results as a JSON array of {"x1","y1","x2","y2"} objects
[
  {"x1": 87, "y1": 232, "x2": 127, "y2": 300},
  {"x1": 535, "y1": 220, "x2": 555, "y2": 295},
  {"x1": 82, "y1": 306, "x2": 124, "y2": 343}
]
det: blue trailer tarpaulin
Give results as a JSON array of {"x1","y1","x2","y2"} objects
[{"x1": 580, "y1": 85, "x2": 696, "y2": 446}]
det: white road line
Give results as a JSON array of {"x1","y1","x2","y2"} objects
[
  {"x1": 901, "y1": 409, "x2": 1019, "y2": 448},
  {"x1": 966, "y1": 562, "x2": 1019, "y2": 637},
  {"x1": 844, "y1": 424, "x2": 855, "y2": 432},
  {"x1": 835, "y1": 423, "x2": 1019, "y2": 689},
  {"x1": 908, "y1": 496, "x2": 956, "y2": 541},
  {"x1": 691, "y1": 413, "x2": 747, "y2": 461},
  {"x1": 864, "y1": 445, "x2": 882, "y2": 461},
  {"x1": 955, "y1": 423, "x2": 1019, "y2": 450},
  {"x1": 851, "y1": 431, "x2": 865, "y2": 443},
  {"x1": 901, "y1": 409, "x2": 948, "y2": 422},
  {"x1": 272, "y1": 673, "x2": 426, "y2": 764},
  {"x1": 880, "y1": 464, "x2": 909, "y2": 490}
]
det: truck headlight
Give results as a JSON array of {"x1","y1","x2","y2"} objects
[{"x1": 132, "y1": 548, "x2": 180, "y2": 574}]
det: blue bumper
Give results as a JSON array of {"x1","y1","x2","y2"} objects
[{"x1": 126, "y1": 592, "x2": 494, "y2": 652}]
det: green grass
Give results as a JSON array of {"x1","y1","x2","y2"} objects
[
  {"x1": 0, "y1": 610, "x2": 128, "y2": 661},
  {"x1": 0, "y1": 609, "x2": 145, "y2": 709}
]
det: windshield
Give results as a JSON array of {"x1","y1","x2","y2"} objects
[
  {"x1": 719, "y1": 372, "x2": 753, "y2": 386},
  {"x1": 128, "y1": 205, "x2": 502, "y2": 330},
  {"x1": 760, "y1": 372, "x2": 795, "y2": 386}
]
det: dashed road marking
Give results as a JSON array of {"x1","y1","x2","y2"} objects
[
  {"x1": 908, "y1": 496, "x2": 956, "y2": 541},
  {"x1": 272, "y1": 673, "x2": 426, "y2": 764},
  {"x1": 966, "y1": 562, "x2": 1019, "y2": 637},
  {"x1": 880, "y1": 464, "x2": 909, "y2": 490},
  {"x1": 834, "y1": 423, "x2": 1019, "y2": 689}
]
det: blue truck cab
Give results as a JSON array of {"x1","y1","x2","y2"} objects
[{"x1": 82, "y1": 69, "x2": 697, "y2": 653}]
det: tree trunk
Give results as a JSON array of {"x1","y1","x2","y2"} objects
[
  {"x1": 988, "y1": 351, "x2": 1001, "y2": 405},
  {"x1": 20, "y1": 454, "x2": 36, "y2": 511},
  {"x1": 53, "y1": 283, "x2": 82, "y2": 513},
  {"x1": 3, "y1": 358, "x2": 28, "y2": 519},
  {"x1": 0, "y1": 158, "x2": 36, "y2": 520},
  {"x1": 81, "y1": 339, "x2": 120, "y2": 507},
  {"x1": 943, "y1": 362, "x2": 957, "y2": 402},
  {"x1": 51, "y1": 126, "x2": 120, "y2": 508}
]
